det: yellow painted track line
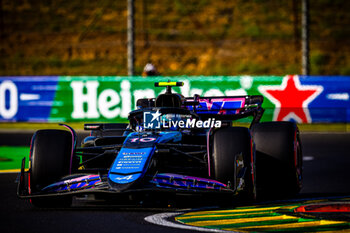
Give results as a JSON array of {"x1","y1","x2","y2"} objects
[
  {"x1": 231, "y1": 219, "x2": 348, "y2": 231},
  {"x1": 187, "y1": 215, "x2": 298, "y2": 226},
  {"x1": 0, "y1": 169, "x2": 20, "y2": 173},
  {"x1": 177, "y1": 200, "x2": 350, "y2": 232},
  {"x1": 176, "y1": 211, "x2": 272, "y2": 220},
  {"x1": 0, "y1": 168, "x2": 29, "y2": 173},
  {"x1": 182, "y1": 205, "x2": 297, "y2": 216}
]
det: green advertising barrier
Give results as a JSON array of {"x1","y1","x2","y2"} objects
[
  {"x1": 1, "y1": 75, "x2": 349, "y2": 123},
  {"x1": 51, "y1": 76, "x2": 280, "y2": 122}
]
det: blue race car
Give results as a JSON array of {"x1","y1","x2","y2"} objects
[{"x1": 17, "y1": 81, "x2": 302, "y2": 207}]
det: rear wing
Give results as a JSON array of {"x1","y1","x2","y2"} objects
[
  {"x1": 136, "y1": 95, "x2": 264, "y2": 125},
  {"x1": 184, "y1": 95, "x2": 264, "y2": 123}
]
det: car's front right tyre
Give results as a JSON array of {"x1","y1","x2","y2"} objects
[{"x1": 29, "y1": 129, "x2": 73, "y2": 207}]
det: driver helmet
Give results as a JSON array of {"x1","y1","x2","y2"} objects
[{"x1": 142, "y1": 63, "x2": 159, "y2": 76}]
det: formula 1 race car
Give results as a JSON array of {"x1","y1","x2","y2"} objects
[{"x1": 17, "y1": 81, "x2": 302, "y2": 207}]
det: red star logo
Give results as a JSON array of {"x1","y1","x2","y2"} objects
[{"x1": 259, "y1": 75, "x2": 323, "y2": 123}]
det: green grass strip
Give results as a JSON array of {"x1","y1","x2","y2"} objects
[{"x1": 0, "y1": 146, "x2": 30, "y2": 170}]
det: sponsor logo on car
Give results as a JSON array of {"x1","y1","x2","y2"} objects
[
  {"x1": 115, "y1": 175, "x2": 134, "y2": 181},
  {"x1": 122, "y1": 152, "x2": 146, "y2": 155},
  {"x1": 143, "y1": 110, "x2": 221, "y2": 129}
]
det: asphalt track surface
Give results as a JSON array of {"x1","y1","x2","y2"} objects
[{"x1": 1, "y1": 131, "x2": 350, "y2": 233}]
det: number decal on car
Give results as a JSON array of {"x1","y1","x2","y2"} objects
[{"x1": 130, "y1": 137, "x2": 156, "y2": 143}]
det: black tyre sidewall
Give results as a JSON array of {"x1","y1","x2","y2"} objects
[
  {"x1": 30, "y1": 129, "x2": 73, "y2": 207},
  {"x1": 211, "y1": 127, "x2": 256, "y2": 200},
  {"x1": 251, "y1": 121, "x2": 302, "y2": 197}
]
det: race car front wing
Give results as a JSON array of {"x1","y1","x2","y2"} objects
[{"x1": 17, "y1": 158, "x2": 233, "y2": 199}]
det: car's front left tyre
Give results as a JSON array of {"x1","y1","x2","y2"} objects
[{"x1": 211, "y1": 127, "x2": 256, "y2": 202}]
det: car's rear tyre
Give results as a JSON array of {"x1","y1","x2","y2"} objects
[
  {"x1": 211, "y1": 127, "x2": 256, "y2": 201},
  {"x1": 251, "y1": 121, "x2": 302, "y2": 198},
  {"x1": 29, "y1": 129, "x2": 73, "y2": 207}
]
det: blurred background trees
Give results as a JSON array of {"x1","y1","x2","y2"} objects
[{"x1": 0, "y1": 0, "x2": 349, "y2": 76}]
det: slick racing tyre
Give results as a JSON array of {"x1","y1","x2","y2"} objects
[
  {"x1": 251, "y1": 121, "x2": 302, "y2": 198},
  {"x1": 29, "y1": 129, "x2": 74, "y2": 207},
  {"x1": 211, "y1": 127, "x2": 256, "y2": 201}
]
